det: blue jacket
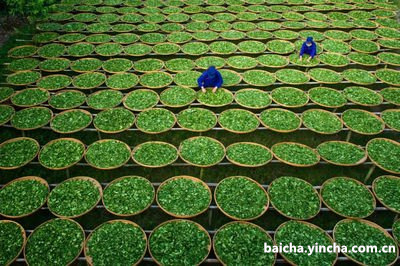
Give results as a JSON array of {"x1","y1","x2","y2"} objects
[
  {"x1": 300, "y1": 37, "x2": 317, "y2": 58},
  {"x1": 197, "y1": 66, "x2": 223, "y2": 88}
]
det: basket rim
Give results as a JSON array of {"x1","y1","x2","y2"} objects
[
  {"x1": 308, "y1": 86, "x2": 346, "y2": 108},
  {"x1": 259, "y1": 107, "x2": 302, "y2": 133},
  {"x1": 0, "y1": 137, "x2": 40, "y2": 170},
  {"x1": 37, "y1": 74, "x2": 72, "y2": 90},
  {"x1": 122, "y1": 89, "x2": 160, "y2": 111},
  {"x1": 302, "y1": 108, "x2": 343, "y2": 135},
  {"x1": 0, "y1": 176, "x2": 49, "y2": 218},
  {"x1": 86, "y1": 89, "x2": 123, "y2": 110},
  {"x1": 350, "y1": 40, "x2": 380, "y2": 54},
  {"x1": 226, "y1": 142, "x2": 273, "y2": 167},
  {"x1": 320, "y1": 176, "x2": 376, "y2": 219},
  {"x1": 156, "y1": 175, "x2": 212, "y2": 218},
  {"x1": 377, "y1": 52, "x2": 400, "y2": 67},
  {"x1": 135, "y1": 108, "x2": 177, "y2": 134},
  {"x1": 342, "y1": 69, "x2": 377, "y2": 85},
  {"x1": 268, "y1": 176, "x2": 321, "y2": 220},
  {"x1": 49, "y1": 89, "x2": 86, "y2": 110},
  {"x1": 131, "y1": 141, "x2": 178, "y2": 168},
  {"x1": 0, "y1": 220, "x2": 27, "y2": 265},
  {"x1": 139, "y1": 71, "x2": 174, "y2": 89},
  {"x1": 47, "y1": 176, "x2": 102, "y2": 219},
  {"x1": 344, "y1": 86, "x2": 383, "y2": 106},
  {"x1": 94, "y1": 42, "x2": 123, "y2": 57},
  {"x1": 266, "y1": 39, "x2": 295, "y2": 54},
  {"x1": 317, "y1": 140, "x2": 367, "y2": 166},
  {"x1": 132, "y1": 58, "x2": 164, "y2": 73},
  {"x1": 102, "y1": 175, "x2": 155, "y2": 217},
  {"x1": 242, "y1": 69, "x2": 275, "y2": 87},
  {"x1": 38, "y1": 138, "x2": 85, "y2": 170},
  {"x1": 372, "y1": 175, "x2": 400, "y2": 214},
  {"x1": 218, "y1": 108, "x2": 260, "y2": 134},
  {"x1": 6, "y1": 70, "x2": 42, "y2": 86},
  {"x1": 332, "y1": 218, "x2": 399, "y2": 266},
  {"x1": 160, "y1": 86, "x2": 197, "y2": 107},
  {"x1": 72, "y1": 71, "x2": 107, "y2": 89},
  {"x1": 366, "y1": 138, "x2": 400, "y2": 175},
  {"x1": 8, "y1": 44, "x2": 38, "y2": 58},
  {"x1": 176, "y1": 107, "x2": 218, "y2": 132},
  {"x1": 196, "y1": 88, "x2": 234, "y2": 107},
  {"x1": 38, "y1": 57, "x2": 71, "y2": 72},
  {"x1": 308, "y1": 68, "x2": 343, "y2": 84},
  {"x1": 67, "y1": 42, "x2": 95, "y2": 57},
  {"x1": 380, "y1": 87, "x2": 400, "y2": 106},
  {"x1": 318, "y1": 52, "x2": 350, "y2": 67},
  {"x1": 85, "y1": 139, "x2": 132, "y2": 170},
  {"x1": 214, "y1": 176, "x2": 269, "y2": 221},
  {"x1": 69, "y1": 57, "x2": 103, "y2": 73},
  {"x1": 124, "y1": 43, "x2": 152, "y2": 56},
  {"x1": 375, "y1": 68, "x2": 400, "y2": 86},
  {"x1": 0, "y1": 104, "x2": 15, "y2": 126},
  {"x1": 84, "y1": 219, "x2": 147, "y2": 266},
  {"x1": 148, "y1": 219, "x2": 211, "y2": 266},
  {"x1": 50, "y1": 109, "x2": 93, "y2": 134},
  {"x1": 234, "y1": 88, "x2": 272, "y2": 109},
  {"x1": 152, "y1": 42, "x2": 181, "y2": 55},
  {"x1": 342, "y1": 108, "x2": 385, "y2": 135},
  {"x1": 93, "y1": 107, "x2": 135, "y2": 134},
  {"x1": 271, "y1": 142, "x2": 320, "y2": 167},
  {"x1": 105, "y1": 72, "x2": 140, "y2": 90},
  {"x1": 271, "y1": 86, "x2": 310, "y2": 108},
  {"x1": 381, "y1": 109, "x2": 400, "y2": 132}
]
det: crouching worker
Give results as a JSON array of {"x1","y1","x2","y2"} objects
[
  {"x1": 197, "y1": 66, "x2": 223, "y2": 93},
  {"x1": 299, "y1": 36, "x2": 317, "y2": 62}
]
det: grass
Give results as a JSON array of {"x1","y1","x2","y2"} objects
[
  {"x1": 373, "y1": 176, "x2": 400, "y2": 213},
  {"x1": 367, "y1": 139, "x2": 400, "y2": 174},
  {"x1": 302, "y1": 110, "x2": 342, "y2": 134},
  {"x1": 136, "y1": 109, "x2": 175, "y2": 133},
  {"x1": 133, "y1": 142, "x2": 177, "y2": 167},
  {"x1": 94, "y1": 108, "x2": 135, "y2": 133},
  {"x1": 0, "y1": 221, "x2": 25, "y2": 265},
  {"x1": 179, "y1": 136, "x2": 225, "y2": 166},
  {"x1": 39, "y1": 139, "x2": 84, "y2": 169},
  {"x1": 226, "y1": 142, "x2": 272, "y2": 167}
]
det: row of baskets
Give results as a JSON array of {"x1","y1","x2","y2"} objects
[
  {"x1": 0, "y1": 137, "x2": 399, "y2": 173},
  {"x1": 2, "y1": 217, "x2": 399, "y2": 266}
]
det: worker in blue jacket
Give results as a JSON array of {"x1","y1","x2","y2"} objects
[
  {"x1": 299, "y1": 36, "x2": 317, "y2": 62},
  {"x1": 197, "y1": 66, "x2": 223, "y2": 93}
]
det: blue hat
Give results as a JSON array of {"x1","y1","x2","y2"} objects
[
  {"x1": 207, "y1": 66, "x2": 217, "y2": 76},
  {"x1": 306, "y1": 36, "x2": 313, "y2": 43}
]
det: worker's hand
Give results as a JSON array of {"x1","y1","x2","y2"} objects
[
  {"x1": 299, "y1": 56, "x2": 303, "y2": 61},
  {"x1": 212, "y1": 86, "x2": 218, "y2": 93},
  {"x1": 201, "y1": 86, "x2": 206, "y2": 93}
]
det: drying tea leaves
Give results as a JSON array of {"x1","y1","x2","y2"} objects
[
  {"x1": 59, "y1": 33, "x2": 86, "y2": 43},
  {"x1": 37, "y1": 43, "x2": 65, "y2": 58},
  {"x1": 9, "y1": 58, "x2": 39, "y2": 72},
  {"x1": 272, "y1": 142, "x2": 319, "y2": 166},
  {"x1": 350, "y1": 39, "x2": 380, "y2": 53},
  {"x1": 103, "y1": 176, "x2": 154, "y2": 215},
  {"x1": 140, "y1": 72, "x2": 173, "y2": 88},
  {"x1": 124, "y1": 43, "x2": 152, "y2": 56},
  {"x1": 37, "y1": 75, "x2": 72, "y2": 90},
  {"x1": 67, "y1": 43, "x2": 95, "y2": 57},
  {"x1": 86, "y1": 221, "x2": 147, "y2": 265},
  {"x1": 0, "y1": 87, "x2": 14, "y2": 103},
  {"x1": 343, "y1": 69, "x2": 376, "y2": 85},
  {"x1": 71, "y1": 58, "x2": 102, "y2": 72},
  {"x1": 382, "y1": 109, "x2": 400, "y2": 131},
  {"x1": 321, "y1": 177, "x2": 374, "y2": 218},
  {"x1": 271, "y1": 87, "x2": 308, "y2": 107},
  {"x1": 226, "y1": 142, "x2": 272, "y2": 167},
  {"x1": 257, "y1": 54, "x2": 288, "y2": 68},
  {"x1": 102, "y1": 58, "x2": 133, "y2": 73},
  {"x1": 51, "y1": 110, "x2": 92, "y2": 133},
  {"x1": 220, "y1": 30, "x2": 246, "y2": 40},
  {"x1": 85, "y1": 139, "x2": 131, "y2": 169},
  {"x1": 375, "y1": 69, "x2": 400, "y2": 86},
  {"x1": 0, "y1": 105, "x2": 14, "y2": 125},
  {"x1": 380, "y1": 87, "x2": 400, "y2": 105},
  {"x1": 39, "y1": 139, "x2": 84, "y2": 170},
  {"x1": 377, "y1": 52, "x2": 400, "y2": 66},
  {"x1": 39, "y1": 58, "x2": 70, "y2": 72},
  {"x1": 260, "y1": 109, "x2": 300, "y2": 132},
  {"x1": 302, "y1": 109, "x2": 342, "y2": 134},
  {"x1": 106, "y1": 73, "x2": 139, "y2": 90},
  {"x1": 133, "y1": 142, "x2": 178, "y2": 167},
  {"x1": 347, "y1": 52, "x2": 380, "y2": 66},
  {"x1": 94, "y1": 108, "x2": 135, "y2": 133},
  {"x1": 174, "y1": 71, "x2": 202, "y2": 87},
  {"x1": 218, "y1": 109, "x2": 260, "y2": 133},
  {"x1": 123, "y1": 89, "x2": 159, "y2": 111},
  {"x1": 243, "y1": 70, "x2": 275, "y2": 86},
  {"x1": 308, "y1": 87, "x2": 346, "y2": 108},
  {"x1": 7, "y1": 71, "x2": 41, "y2": 86},
  {"x1": 153, "y1": 43, "x2": 180, "y2": 55},
  {"x1": 136, "y1": 108, "x2": 176, "y2": 133},
  {"x1": 195, "y1": 56, "x2": 225, "y2": 69},
  {"x1": 367, "y1": 138, "x2": 400, "y2": 174},
  {"x1": 269, "y1": 176, "x2": 320, "y2": 219},
  {"x1": 167, "y1": 32, "x2": 192, "y2": 43},
  {"x1": 373, "y1": 175, "x2": 400, "y2": 213},
  {"x1": 319, "y1": 52, "x2": 349, "y2": 67},
  {"x1": 157, "y1": 176, "x2": 211, "y2": 216},
  {"x1": 226, "y1": 56, "x2": 258, "y2": 69},
  {"x1": 342, "y1": 109, "x2": 384, "y2": 135},
  {"x1": 215, "y1": 176, "x2": 268, "y2": 220},
  {"x1": 0, "y1": 221, "x2": 25, "y2": 265},
  {"x1": 344, "y1": 86, "x2": 383, "y2": 106},
  {"x1": 149, "y1": 220, "x2": 210, "y2": 266},
  {"x1": 0, "y1": 138, "x2": 38, "y2": 169},
  {"x1": 197, "y1": 88, "x2": 233, "y2": 107},
  {"x1": 177, "y1": 108, "x2": 217, "y2": 132},
  {"x1": 235, "y1": 89, "x2": 271, "y2": 109},
  {"x1": 237, "y1": 40, "x2": 266, "y2": 53},
  {"x1": 11, "y1": 107, "x2": 52, "y2": 130},
  {"x1": 165, "y1": 58, "x2": 195, "y2": 72},
  {"x1": 276, "y1": 69, "x2": 310, "y2": 85},
  {"x1": 133, "y1": 58, "x2": 163, "y2": 72},
  {"x1": 72, "y1": 72, "x2": 106, "y2": 89},
  {"x1": 160, "y1": 86, "x2": 196, "y2": 107},
  {"x1": 11, "y1": 88, "x2": 49, "y2": 107},
  {"x1": 181, "y1": 42, "x2": 209, "y2": 55},
  {"x1": 289, "y1": 54, "x2": 320, "y2": 67},
  {"x1": 113, "y1": 33, "x2": 139, "y2": 44},
  {"x1": 266, "y1": 40, "x2": 295, "y2": 54},
  {"x1": 309, "y1": 68, "x2": 342, "y2": 83},
  {"x1": 179, "y1": 136, "x2": 225, "y2": 167},
  {"x1": 8, "y1": 45, "x2": 37, "y2": 58},
  {"x1": 25, "y1": 219, "x2": 84, "y2": 266},
  {"x1": 321, "y1": 39, "x2": 350, "y2": 54},
  {"x1": 49, "y1": 90, "x2": 86, "y2": 109},
  {"x1": 317, "y1": 141, "x2": 366, "y2": 166}
]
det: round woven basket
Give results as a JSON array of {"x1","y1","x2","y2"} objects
[
  {"x1": 160, "y1": 87, "x2": 196, "y2": 108},
  {"x1": 381, "y1": 109, "x2": 400, "y2": 132},
  {"x1": 271, "y1": 87, "x2": 310, "y2": 108},
  {"x1": 84, "y1": 219, "x2": 147, "y2": 266},
  {"x1": 319, "y1": 52, "x2": 349, "y2": 67},
  {"x1": 0, "y1": 137, "x2": 40, "y2": 170},
  {"x1": 135, "y1": 108, "x2": 177, "y2": 134},
  {"x1": 0, "y1": 104, "x2": 15, "y2": 126},
  {"x1": 218, "y1": 108, "x2": 260, "y2": 134},
  {"x1": 220, "y1": 69, "x2": 243, "y2": 87},
  {"x1": 268, "y1": 177, "x2": 321, "y2": 220},
  {"x1": 178, "y1": 136, "x2": 226, "y2": 167},
  {"x1": 132, "y1": 59, "x2": 164, "y2": 73},
  {"x1": 124, "y1": 44, "x2": 152, "y2": 56},
  {"x1": 345, "y1": 89, "x2": 383, "y2": 107},
  {"x1": 333, "y1": 218, "x2": 399, "y2": 266},
  {"x1": 376, "y1": 69, "x2": 400, "y2": 86},
  {"x1": 102, "y1": 59, "x2": 134, "y2": 74},
  {"x1": 39, "y1": 58, "x2": 71, "y2": 72},
  {"x1": 214, "y1": 176, "x2": 269, "y2": 221},
  {"x1": 72, "y1": 72, "x2": 106, "y2": 90},
  {"x1": 139, "y1": 72, "x2": 174, "y2": 89},
  {"x1": 259, "y1": 108, "x2": 302, "y2": 133},
  {"x1": 49, "y1": 90, "x2": 86, "y2": 110},
  {"x1": 342, "y1": 109, "x2": 385, "y2": 135},
  {"x1": 8, "y1": 45, "x2": 37, "y2": 58},
  {"x1": 276, "y1": 71, "x2": 310, "y2": 85},
  {"x1": 102, "y1": 175, "x2": 155, "y2": 217},
  {"x1": 94, "y1": 42, "x2": 123, "y2": 57},
  {"x1": 308, "y1": 87, "x2": 346, "y2": 108},
  {"x1": 176, "y1": 108, "x2": 218, "y2": 133},
  {"x1": 393, "y1": 218, "x2": 400, "y2": 246},
  {"x1": 86, "y1": 89, "x2": 123, "y2": 110},
  {"x1": 122, "y1": 89, "x2": 160, "y2": 111},
  {"x1": 348, "y1": 55, "x2": 381, "y2": 67},
  {"x1": 226, "y1": 142, "x2": 272, "y2": 167},
  {"x1": 0, "y1": 220, "x2": 26, "y2": 265},
  {"x1": 271, "y1": 142, "x2": 320, "y2": 167},
  {"x1": 372, "y1": 175, "x2": 400, "y2": 214},
  {"x1": 317, "y1": 141, "x2": 367, "y2": 166},
  {"x1": 196, "y1": 88, "x2": 234, "y2": 107},
  {"x1": 37, "y1": 74, "x2": 72, "y2": 91},
  {"x1": 7, "y1": 71, "x2": 42, "y2": 86},
  {"x1": 132, "y1": 141, "x2": 178, "y2": 168},
  {"x1": 47, "y1": 176, "x2": 102, "y2": 219},
  {"x1": 343, "y1": 72, "x2": 377, "y2": 86},
  {"x1": 320, "y1": 177, "x2": 376, "y2": 219},
  {"x1": 234, "y1": 88, "x2": 272, "y2": 109},
  {"x1": 85, "y1": 34, "x2": 110, "y2": 44},
  {"x1": 153, "y1": 42, "x2": 181, "y2": 55},
  {"x1": 71, "y1": 58, "x2": 102, "y2": 73},
  {"x1": 93, "y1": 108, "x2": 135, "y2": 134},
  {"x1": 367, "y1": 138, "x2": 400, "y2": 175},
  {"x1": 378, "y1": 52, "x2": 400, "y2": 67},
  {"x1": 148, "y1": 219, "x2": 211, "y2": 266},
  {"x1": 351, "y1": 42, "x2": 380, "y2": 54},
  {"x1": 156, "y1": 175, "x2": 212, "y2": 218},
  {"x1": 275, "y1": 220, "x2": 338, "y2": 266},
  {"x1": 50, "y1": 109, "x2": 93, "y2": 134},
  {"x1": 0, "y1": 176, "x2": 49, "y2": 218},
  {"x1": 38, "y1": 138, "x2": 85, "y2": 170},
  {"x1": 213, "y1": 221, "x2": 277, "y2": 266},
  {"x1": 24, "y1": 218, "x2": 85, "y2": 266},
  {"x1": 309, "y1": 70, "x2": 343, "y2": 84},
  {"x1": 302, "y1": 109, "x2": 343, "y2": 135},
  {"x1": 85, "y1": 139, "x2": 132, "y2": 170}
]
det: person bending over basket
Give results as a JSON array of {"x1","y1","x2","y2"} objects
[
  {"x1": 299, "y1": 36, "x2": 317, "y2": 62},
  {"x1": 198, "y1": 66, "x2": 223, "y2": 93}
]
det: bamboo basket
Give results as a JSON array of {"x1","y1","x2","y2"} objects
[
  {"x1": 8, "y1": 45, "x2": 38, "y2": 58},
  {"x1": 380, "y1": 87, "x2": 400, "y2": 106},
  {"x1": 124, "y1": 44, "x2": 152, "y2": 56},
  {"x1": 213, "y1": 221, "x2": 277, "y2": 266},
  {"x1": 345, "y1": 88, "x2": 383, "y2": 107},
  {"x1": 37, "y1": 44, "x2": 66, "y2": 59},
  {"x1": 226, "y1": 142, "x2": 272, "y2": 167},
  {"x1": 271, "y1": 142, "x2": 320, "y2": 167},
  {"x1": 135, "y1": 108, "x2": 177, "y2": 134},
  {"x1": 85, "y1": 139, "x2": 132, "y2": 170},
  {"x1": 276, "y1": 70, "x2": 310, "y2": 85},
  {"x1": 132, "y1": 141, "x2": 178, "y2": 168},
  {"x1": 84, "y1": 220, "x2": 147, "y2": 266},
  {"x1": 176, "y1": 108, "x2": 218, "y2": 133},
  {"x1": 0, "y1": 220, "x2": 26, "y2": 265},
  {"x1": 393, "y1": 219, "x2": 400, "y2": 246},
  {"x1": 93, "y1": 108, "x2": 135, "y2": 134},
  {"x1": 259, "y1": 108, "x2": 302, "y2": 133},
  {"x1": 178, "y1": 136, "x2": 226, "y2": 167},
  {"x1": 0, "y1": 104, "x2": 15, "y2": 126},
  {"x1": 372, "y1": 175, "x2": 400, "y2": 214},
  {"x1": 257, "y1": 56, "x2": 289, "y2": 69},
  {"x1": 37, "y1": 74, "x2": 73, "y2": 91},
  {"x1": 102, "y1": 175, "x2": 155, "y2": 217},
  {"x1": 94, "y1": 43, "x2": 123, "y2": 57},
  {"x1": 275, "y1": 220, "x2": 338, "y2": 266},
  {"x1": 122, "y1": 89, "x2": 160, "y2": 111},
  {"x1": 376, "y1": 69, "x2": 400, "y2": 86},
  {"x1": 234, "y1": 88, "x2": 271, "y2": 109},
  {"x1": 196, "y1": 88, "x2": 234, "y2": 107},
  {"x1": 271, "y1": 87, "x2": 310, "y2": 108},
  {"x1": 320, "y1": 41, "x2": 351, "y2": 54},
  {"x1": 343, "y1": 71, "x2": 377, "y2": 86},
  {"x1": 148, "y1": 219, "x2": 211, "y2": 266},
  {"x1": 50, "y1": 109, "x2": 93, "y2": 134},
  {"x1": 268, "y1": 177, "x2": 321, "y2": 220},
  {"x1": 71, "y1": 58, "x2": 103, "y2": 73},
  {"x1": 10, "y1": 88, "x2": 50, "y2": 107},
  {"x1": 72, "y1": 72, "x2": 106, "y2": 90},
  {"x1": 49, "y1": 90, "x2": 86, "y2": 110},
  {"x1": 153, "y1": 42, "x2": 181, "y2": 55},
  {"x1": 59, "y1": 33, "x2": 86, "y2": 44},
  {"x1": 24, "y1": 218, "x2": 85, "y2": 266},
  {"x1": 7, "y1": 71, "x2": 42, "y2": 86},
  {"x1": 47, "y1": 176, "x2": 102, "y2": 219},
  {"x1": 39, "y1": 58, "x2": 71, "y2": 72},
  {"x1": 333, "y1": 219, "x2": 399, "y2": 266},
  {"x1": 242, "y1": 71, "x2": 274, "y2": 87},
  {"x1": 215, "y1": 176, "x2": 269, "y2": 221},
  {"x1": 377, "y1": 52, "x2": 400, "y2": 67},
  {"x1": 0, "y1": 176, "x2": 49, "y2": 218},
  {"x1": 0, "y1": 87, "x2": 14, "y2": 103},
  {"x1": 139, "y1": 72, "x2": 174, "y2": 89},
  {"x1": 86, "y1": 89, "x2": 123, "y2": 110},
  {"x1": 381, "y1": 109, "x2": 400, "y2": 132},
  {"x1": 320, "y1": 177, "x2": 376, "y2": 219},
  {"x1": 67, "y1": 42, "x2": 95, "y2": 57},
  {"x1": 342, "y1": 109, "x2": 385, "y2": 135},
  {"x1": 302, "y1": 109, "x2": 343, "y2": 135},
  {"x1": 317, "y1": 141, "x2": 367, "y2": 166},
  {"x1": 38, "y1": 138, "x2": 85, "y2": 170},
  {"x1": 0, "y1": 137, "x2": 39, "y2": 170},
  {"x1": 160, "y1": 87, "x2": 196, "y2": 108},
  {"x1": 319, "y1": 52, "x2": 349, "y2": 67},
  {"x1": 367, "y1": 138, "x2": 400, "y2": 175},
  {"x1": 225, "y1": 57, "x2": 258, "y2": 70},
  {"x1": 350, "y1": 41, "x2": 380, "y2": 54},
  {"x1": 378, "y1": 38, "x2": 400, "y2": 49},
  {"x1": 266, "y1": 40, "x2": 295, "y2": 54},
  {"x1": 309, "y1": 70, "x2": 343, "y2": 84},
  {"x1": 132, "y1": 58, "x2": 164, "y2": 73},
  {"x1": 156, "y1": 176, "x2": 212, "y2": 218},
  {"x1": 218, "y1": 109, "x2": 260, "y2": 134},
  {"x1": 308, "y1": 87, "x2": 346, "y2": 108}
]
